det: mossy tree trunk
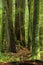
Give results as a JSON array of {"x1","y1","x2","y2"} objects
[
  {"x1": 32, "y1": 0, "x2": 40, "y2": 60},
  {"x1": 6, "y1": 0, "x2": 16, "y2": 52},
  {"x1": 2, "y1": 0, "x2": 10, "y2": 53},
  {"x1": 28, "y1": 0, "x2": 34, "y2": 50},
  {"x1": 2, "y1": 0, "x2": 16, "y2": 53},
  {"x1": 20, "y1": 0, "x2": 26, "y2": 47},
  {"x1": 28, "y1": 0, "x2": 31, "y2": 50},
  {"x1": 15, "y1": 0, "x2": 20, "y2": 43}
]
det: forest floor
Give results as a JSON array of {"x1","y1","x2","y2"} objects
[
  {"x1": 0, "y1": 47, "x2": 31, "y2": 62},
  {"x1": 0, "y1": 47, "x2": 43, "y2": 62}
]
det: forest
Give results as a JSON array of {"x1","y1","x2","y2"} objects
[{"x1": 0, "y1": 0, "x2": 43, "y2": 64}]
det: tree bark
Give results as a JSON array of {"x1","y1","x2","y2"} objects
[
  {"x1": 20, "y1": 0, "x2": 26, "y2": 47},
  {"x1": 32, "y1": 0, "x2": 40, "y2": 60},
  {"x1": 2, "y1": 0, "x2": 10, "y2": 53},
  {"x1": 28, "y1": 0, "x2": 34, "y2": 50},
  {"x1": 15, "y1": 0, "x2": 20, "y2": 41},
  {"x1": 7, "y1": 0, "x2": 16, "y2": 52},
  {"x1": 3, "y1": 0, "x2": 16, "y2": 52}
]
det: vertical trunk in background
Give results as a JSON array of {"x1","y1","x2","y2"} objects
[
  {"x1": 28, "y1": 0, "x2": 31, "y2": 50},
  {"x1": 28, "y1": 0, "x2": 34, "y2": 50},
  {"x1": 25, "y1": 0, "x2": 29, "y2": 48},
  {"x1": 6, "y1": 0, "x2": 16, "y2": 52},
  {"x1": 15, "y1": 0, "x2": 20, "y2": 42},
  {"x1": 15, "y1": 0, "x2": 21, "y2": 51},
  {"x1": 32, "y1": 0, "x2": 40, "y2": 60},
  {"x1": 2, "y1": 11, "x2": 6, "y2": 52},
  {"x1": 20, "y1": 0, "x2": 26, "y2": 47},
  {"x1": 2, "y1": 0, "x2": 9, "y2": 53}
]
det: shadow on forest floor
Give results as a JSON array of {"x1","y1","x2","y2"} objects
[{"x1": 0, "y1": 60, "x2": 43, "y2": 65}]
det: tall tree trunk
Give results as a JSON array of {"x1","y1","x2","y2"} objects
[
  {"x1": 24, "y1": 0, "x2": 29, "y2": 49},
  {"x1": 6, "y1": 0, "x2": 16, "y2": 52},
  {"x1": 15, "y1": 0, "x2": 20, "y2": 42},
  {"x1": 20, "y1": 0, "x2": 26, "y2": 47},
  {"x1": 2, "y1": 0, "x2": 9, "y2": 53},
  {"x1": 28, "y1": 0, "x2": 34, "y2": 50},
  {"x1": 28, "y1": 0, "x2": 31, "y2": 50},
  {"x1": 32, "y1": 0, "x2": 40, "y2": 60},
  {"x1": 2, "y1": 0, "x2": 16, "y2": 52}
]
